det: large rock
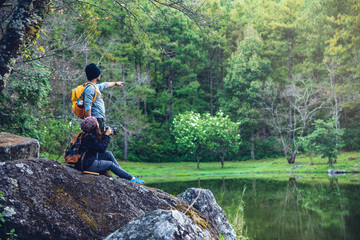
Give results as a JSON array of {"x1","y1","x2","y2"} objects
[
  {"x1": 105, "y1": 209, "x2": 214, "y2": 240},
  {"x1": 178, "y1": 188, "x2": 236, "y2": 240},
  {"x1": 0, "y1": 159, "x2": 218, "y2": 240},
  {"x1": 327, "y1": 168, "x2": 346, "y2": 177},
  {"x1": 0, "y1": 133, "x2": 39, "y2": 162}
]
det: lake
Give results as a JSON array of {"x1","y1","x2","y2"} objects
[{"x1": 147, "y1": 175, "x2": 360, "y2": 240}]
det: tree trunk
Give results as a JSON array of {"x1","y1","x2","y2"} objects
[
  {"x1": 84, "y1": 42, "x2": 88, "y2": 66},
  {"x1": 328, "y1": 157, "x2": 333, "y2": 168},
  {"x1": 251, "y1": 130, "x2": 255, "y2": 160},
  {"x1": 220, "y1": 154, "x2": 224, "y2": 168},
  {"x1": 138, "y1": 58, "x2": 142, "y2": 111},
  {"x1": 287, "y1": 152, "x2": 296, "y2": 164},
  {"x1": 162, "y1": 55, "x2": 168, "y2": 123},
  {"x1": 288, "y1": 95, "x2": 293, "y2": 143},
  {"x1": 262, "y1": 120, "x2": 266, "y2": 139},
  {"x1": 329, "y1": 66, "x2": 340, "y2": 147},
  {"x1": 287, "y1": 129, "x2": 304, "y2": 164},
  {"x1": 220, "y1": 49, "x2": 224, "y2": 90},
  {"x1": 120, "y1": 15, "x2": 127, "y2": 161},
  {"x1": 196, "y1": 148, "x2": 200, "y2": 169},
  {"x1": 52, "y1": 80, "x2": 56, "y2": 116},
  {"x1": 135, "y1": 60, "x2": 140, "y2": 111},
  {"x1": 0, "y1": 0, "x2": 52, "y2": 93},
  {"x1": 168, "y1": 68, "x2": 173, "y2": 117},
  {"x1": 287, "y1": 35, "x2": 293, "y2": 144},
  {"x1": 344, "y1": 110, "x2": 348, "y2": 133},
  {"x1": 331, "y1": 75, "x2": 339, "y2": 128},
  {"x1": 144, "y1": 62, "x2": 150, "y2": 115},
  {"x1": 122, "y1": 63, "x2": 127, "y2": 161},
  {"x1": 139, "y1": 58, "x2": 142, "y2": 81},
  {"x1": 209, "y1": 52, "x2": 214, "y2": 116},
  {"x1": 215, "y1": 48, "x2": 220, "y2": 111},
  {"x1": 61, "y1": 33, "x2": 66, "y2": 118}
]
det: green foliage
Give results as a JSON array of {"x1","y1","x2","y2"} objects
[
  {"x1": 303, "y1": 118, "x2": 345, "y2": 167},
  {"x1": 343, "y1": 118, "x2": 360, "y2": 151},
  {"x1": 172, "y1": 111, "x2": 240, "y2": 168},
  {"x1": 0, "y1": 61, "x2": 51, "y2": 141},
  {"x1": 172, "y1": 111, "x2": 203, "y2": 156},
  {"x1": 203, "y1": 111, "x2": 241, "y2": 167},
  {"x1": 126, "y1": 122, "x2": 182, "y2": 163},
  {"x1": 0, "y1": 192, "x2": 17, "y2": 240},
  {"x1": 38, "y1": 118, "x2": 81, "y2": 157},
  {"x1": 5, "y1": 228, "x2": 17, "y2": 240},
  {"x1": 3, "y1": 0, "x2": 360, "y2": 163},
  {"x1": 237, "y1": 136, "x2": 282, "y2": 161},
  {"x1": 0, "y1": 192, "x2": 5, "y2": 227},
  {"x1": 221, "y1": 30, "x2": 273, "y2": 160}
]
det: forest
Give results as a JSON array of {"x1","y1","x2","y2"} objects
[{"x1": 1, "y1": 0, "x2": 359, "y2": 165}]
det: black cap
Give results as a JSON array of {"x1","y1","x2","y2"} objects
[{"x1": 85, "y1": 63, "x2": 102, "y2": 80}]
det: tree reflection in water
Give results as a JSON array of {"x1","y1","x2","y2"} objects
[{"x1": 148, "y1": 176, "x2": 359, "y2": 240}]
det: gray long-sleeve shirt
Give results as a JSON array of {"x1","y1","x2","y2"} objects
[{"x1": 84, "y1": 82, "x2": 108, "y2": 119}]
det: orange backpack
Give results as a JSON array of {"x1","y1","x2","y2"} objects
[
  {"x1": 71, "y1": 83, "x2": 101, "y2": 119},
  {"x1": 64, "y1": 132, "x2": 85, "y2": 164}
]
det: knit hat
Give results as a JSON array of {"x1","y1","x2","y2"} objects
[
  {"x1": 85, "y1": 63, "x2": 102, "y2": 80},
  {"x1": 81, "y1": 116, "x2": 98, "y2": 132}
]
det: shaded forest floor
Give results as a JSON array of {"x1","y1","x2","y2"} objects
[{"x1": 117, "y1": 152, "x2": 360, "y2": 184}]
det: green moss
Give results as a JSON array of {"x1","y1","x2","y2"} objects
[
  {"x1": 174, "y1": 200, "x2": 214, "y2": 233},
  {"x1": 77, "y1": 209, "x2": 98, "y2": 230}
]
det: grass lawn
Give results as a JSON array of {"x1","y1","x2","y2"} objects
[
  {"x1": 118, "y1": 151, "x2": 360, "y2": 184},
  {"x1": 51, "y1": 151, "x2": 360, "y2": 184}
]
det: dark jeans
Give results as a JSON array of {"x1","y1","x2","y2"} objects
[{"x1": 86, "y1": 151, "x2": 133, "y2": 180}]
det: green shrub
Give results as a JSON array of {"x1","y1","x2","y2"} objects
[
  {"x1": 0, "y1": 61, "x2": 51, "y2": 141},
  {"x1": 38, "y1": 118, "x2": 81, "y2": 157}
]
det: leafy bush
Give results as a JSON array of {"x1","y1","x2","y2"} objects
[
  {"x1": 303, "y1": 119, "x2": 344, "y2": 167},
  {"x1": 0, "y1": 61, "x2": 51, "y2": 141},
  {"x1": 38, "y1": 118, "x2": 81, "y2": 157},
  {"x1": 172, "y1": 111, "x2": 241, "y2": 168},
  {"x1": 127, "y1": 122, "x2": 182, "y2": 162},
  {"x1": 343, "y1": 118, "x2": 360, "y2": 151}
]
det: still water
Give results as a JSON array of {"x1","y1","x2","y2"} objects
[{"x1": 148, "y1": 176, "x2": 360, "y2": 240}]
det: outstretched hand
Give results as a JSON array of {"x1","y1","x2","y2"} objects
[{"x1": 115, "y1": 81, "x2": 123, "y2": 88}]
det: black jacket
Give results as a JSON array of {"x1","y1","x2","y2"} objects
[{"x1": 75, "y1": 133, "x2": 110, "y2": 171}]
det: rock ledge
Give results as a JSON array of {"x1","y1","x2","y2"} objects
[{"x1": 0, "y1": 132, "x2": 39, "y2": 162}]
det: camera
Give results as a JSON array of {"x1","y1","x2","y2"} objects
[{"x1": 105, "y1": 126, "x2": 117, "y2": 135}]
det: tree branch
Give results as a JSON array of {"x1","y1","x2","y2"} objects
[{"x1": 0, "y1": 0, "x2": 52, "y2": 93}]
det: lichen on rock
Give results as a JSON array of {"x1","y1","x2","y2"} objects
[
  {"x1": 0, "y1": 158, "x2": 219, "y2": 240},
  {"x1": 105, "y1": 209, "x2": 215, "y2": 240},
  {"x1": 0, "y1": 133, "x2": 39, "y2": 162},
  {"x1": 178, "y1": 188, "x2": 237, "y2": 240}
]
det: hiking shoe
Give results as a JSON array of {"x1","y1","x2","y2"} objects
[
  {"x1": 100, "y1": 170, "x2": 112, "y2": 177},
  {"x1": 130, "y1": 177, "x2": 145, "y2": 184}
]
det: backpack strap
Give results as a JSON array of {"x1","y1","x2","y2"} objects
[
  {"x1": 77, "y1": 83, "x2": 102, "y2": 107},
  {"x1": 78, "y1": 133, "x2": 89, "y2": 171},
  {"x1": 66, "y1": 132, "x2": 82, "y2": 149},
  {"x1": 85, "y1": 82, "x2": 102, "y2": 107}
]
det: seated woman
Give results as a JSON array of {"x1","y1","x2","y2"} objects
[{"x1": 75, "y1": 116, "x2": 144, "y2": 184}]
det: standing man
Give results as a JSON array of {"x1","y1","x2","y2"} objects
[{"x1": 84, "y1": 63, "x2": 123, "y2": 133}]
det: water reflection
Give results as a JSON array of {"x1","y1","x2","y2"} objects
[{"x1": 148, "y1": 176, "x2": 360, "y2": 240}]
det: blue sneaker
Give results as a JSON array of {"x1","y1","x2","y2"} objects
[{"x1": 130, "y1": 177, "x2": 145, "y2": 184}]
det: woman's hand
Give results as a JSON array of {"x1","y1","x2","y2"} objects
[{"x1": 105, "y1": 127, "x2": 113, "y2": 136}]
